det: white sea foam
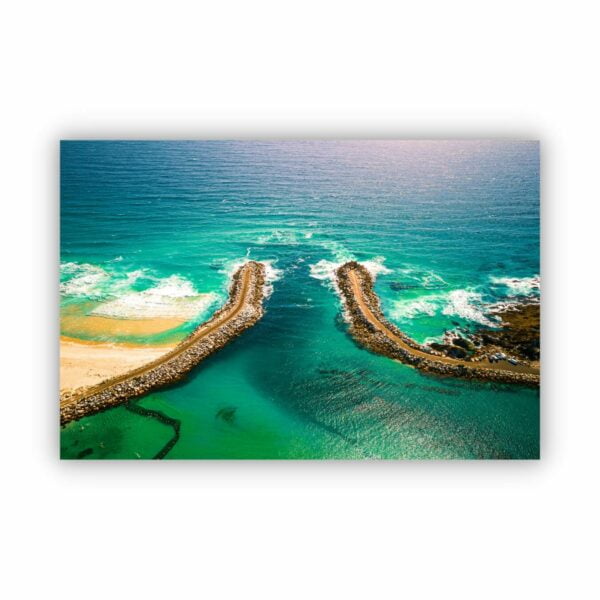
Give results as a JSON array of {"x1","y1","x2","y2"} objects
[
  {"x1": 490, "y1": 275, "x2": 540, "y2": 296},
  {"x1": 362, "y1": 256, "x2": 393, "y2": 278},
  {"x1": 219, "y1": 257, "x2": 283, "y2": 298},
  {"x1": 486, "y1": 297, "x2": 539, "y2": 314},
  {"x1": 91, "y1": 276, "x2": 219, "y2": 320},
  {"x1": 92, "y1": 256, "x2": 283, "y2": 320},
  {"x1": 262, "y1": 260, "x2": 283, "y2": 298},
  {"x1": 256, "y1": 229, "x2": 302, "y2": 246},
  {"x1": 219, "y1": 258, "x2": 249, "y2": 280},
  {"x1": 441, "y1": 290, "x2": 499, "y2": 327},
  {"x1": 308, "y1": 254, "x2": 392, "y2": 285},
  {"x1": 390, "y1": 298, "x2": 438, "y2": 321},
  {"x1": 387, "y1": 287, "x2": 502, "y2": 328},
  {"x1": 60, "y1": 262, "x2": 151, "y2": 299},
  {"x1": 121, "y1": 269, "x2": 145, "y2": 286},
  {"x1": 262, "y1": 261, "x2": 283, "y2": 283},
  {"x1": 308, "y1": 259, "x2": 341, "y2": 281},
  {"x1": 62, "y1": 261, "x2": 221, "y2": 321},
  {"x1": 60, "y1": 262, "x2": 111, "y2": 298},
  {"x1": 388, "y1": 286, "x2": 507, "y2": 329},
  {"x1": 308, "y1": 254, "x2": 392, "y2": 327}
]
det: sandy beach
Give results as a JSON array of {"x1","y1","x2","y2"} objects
[
  {"x1": 60, "y1": 261, "x2": 266, "y2": 425},
  {"x1": 60, "y1": 336, "x2": 176, "y2": 393}
]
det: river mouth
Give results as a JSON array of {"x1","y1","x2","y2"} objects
[{"x1": 60, "y1": 140, "x2": 540, "y2": 460}]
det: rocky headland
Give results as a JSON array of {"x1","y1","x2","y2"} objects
[{"x1": 431, "y1": 304, "x2": 540, "y2": 364}]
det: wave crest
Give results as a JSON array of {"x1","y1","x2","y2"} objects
[
  {"x1": 91, "y1": 280, "x2": 219, "y2": 320},
  {"x1": 390, "y1": 298, "x2": 438, "y2": 321},
  {"x1": 441, "y1": 290, "x2": 499, "y2": 327},
  {"x1": 61, "y1": 261, "x2": 220, "y2": 321},
  {"x1": 60, "y1": 262, "x2": 111, "y2": 298},
  {"x1": 490, "y1": 275, "x2": 540, "y2": 296},
  {"x1": 309, "y1": 254, "x2": 392, "y2": 285}
]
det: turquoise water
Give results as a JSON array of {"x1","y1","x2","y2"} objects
[{"x1": 60, "y1": 140, "x2": 540, "y2": 459}]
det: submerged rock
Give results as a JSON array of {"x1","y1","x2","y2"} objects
[
  {"x1": 77, "y1": 447, "x2": 94, "y2": 459},
  {"x1": 216, "y1": 406, "x2": 237, "y2": 424},
  {"x1": 452, "y1": 336, "x2": 474, "y2": 352},
  {"x1": 469, "y1": 303, "x2": 540, "y2": 362},
  {"x1": 448, "y1": 346, "x2": 468, "y2": 359}
]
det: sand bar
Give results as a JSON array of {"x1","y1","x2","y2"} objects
[{"x1": 61, "y1": 309, "x2": 186, "y2": 339}]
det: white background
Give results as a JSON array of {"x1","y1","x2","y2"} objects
[{"x1": 2, "y1": 1, "x2": 599, "y2": 598}]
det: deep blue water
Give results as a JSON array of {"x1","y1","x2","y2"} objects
[{"x1": 60, "y1": 140, "x2": 539, "y2": 459}]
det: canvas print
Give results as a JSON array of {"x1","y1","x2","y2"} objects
[{"x1": 60, "y1": 140, "x2": 540, "y2": 459}]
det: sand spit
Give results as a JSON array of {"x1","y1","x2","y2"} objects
[
  {"x1": 60, "y1": 261, "x2": 267, "y2": 425},
  {"x1": 335, "y1": 261, "x2": 539, "y2": 387}
]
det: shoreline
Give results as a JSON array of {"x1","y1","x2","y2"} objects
[
  {"x1": 60, "y1": 337, "x2": 177, "y2": 394},
  {"x1": 335, "y1": 261, "x2": 540, "y2": 387},
  {"x1": 60, "y1": 261, "x2": 267, "y2": 425}
]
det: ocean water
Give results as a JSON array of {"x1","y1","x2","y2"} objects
[{"x1": 60, "y1": 140, "x2": 540, "y2": 459}]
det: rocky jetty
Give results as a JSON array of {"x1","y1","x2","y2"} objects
[
  {"x1": 335, "y1": 261, "x2": 539, "y2": 387},
  {"x1": 60, "y1": 261, "x2": 267, "y2": 425}
]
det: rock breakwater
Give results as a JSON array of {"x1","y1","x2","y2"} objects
[
  {"x1": 60, "y1": 261, "x2": 267, "y2": 425},
  {"x1": 335, "y1": 261, "x2": 539, "y2": 387}
]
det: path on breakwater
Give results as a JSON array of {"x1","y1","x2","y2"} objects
[
  {"x1": 60, "y1": 261, "x2": 267, "y2": 425},
  {"x1": 336, "y1": 262, "x2": 540, "y2": 386}
]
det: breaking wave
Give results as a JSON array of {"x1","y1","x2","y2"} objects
[
  {"x1": 60, "y1": 262, "x2": 112, "y2": 298},
  {"x1": 362, "y1": 257, "x2": 393, "y2": 278},
  {"x1": 309, "y1": 249, "x2": 392, "y2": 285},
  {"x1": 91, "y1": 278, "x2": 219, "y2": 320},
  {"x1": 389, "y1": 288, "x2": 502, "y2": 328},
  {"x1": 390, "y1": 298, "x2": 438, "y2": 321},
  {"x1": 308, "y1": 259, "x2": 342, "y2": 282},
  {"x1": 61, "y1": 261, "x2": 221, "y2": 321},
  {"x1": 218, "y1": 257, "x2": 283, "y2": 299},
  {"x1": 262, "y1": 260, "x2": 284, "y2": 298},
  {"x1": 490, "y1": 274, "x2": 540, "y2": 297},
  {"x1": 441, "y1": 290, "x2": 499, "y2": 327}
]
